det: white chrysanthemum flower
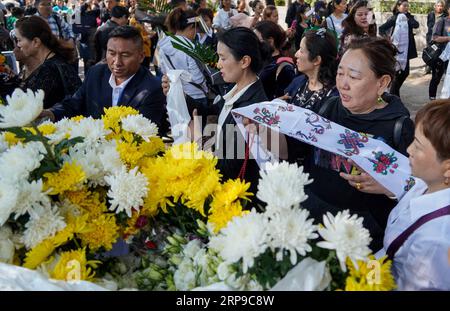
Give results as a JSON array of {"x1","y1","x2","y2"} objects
[
  {"x1": 257, "y1": 161, "x2": 312, "y2": 212},
  {"x1": 0, "y1": 89, "x2": 44, "y2": 128},
  {"x1": 209, "y1": 209, "x2": 268, "y2": 273},
  {"x1": 69, "y1": 117, "x2": 110, "y2": 144},
  {"x1": 0, "y1": 181, "x2": 19, "y2": 226},
  {"x1": 13, "y1": 179, "x2": 50, "y2": 219},
  {"x1": 0, "y1": 141, "x2": 46, "y2": 182},
  {"x1": 317, "y1": 210, "x2": 372, "y2": 271},
  {"x1": 105, "y1": 166, "x2": 148, "y2": 217},
  {"x1": 22, "y1": 204, "x2": 66, "y2": 249},
  {"x1": 46, "y1": 118, "x2": 72, "y2": 144},
  {"x1": 99, "y1": 140, "x2": 123, "y2": 174},
  {"x1": 266, "y1": 208, "x2": 318, "y2": 265},
  {"x1": 0, "y1": 225, "x2": 15, "y2": 264},
  {"x1": 121, "y1": 114, "x2": 158, "y2": 142},
  {"x1": 63, "y1": 146, "x2": 106, "y2": 186}
]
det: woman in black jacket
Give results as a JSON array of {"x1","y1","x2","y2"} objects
[
  {"x1": 12, "y1": 16, "x2": 81, "y2": 109},
  {"x1": 163, "y1": 27, "x2": 271, "y2": 194},
  {"x1": 379, "y1": 0, "x2": 419, "y2": 97},
  {"x1": 284, "y1": 37, "x2": 414, "y2": 251}
]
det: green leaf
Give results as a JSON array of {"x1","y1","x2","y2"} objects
[
  {"x1": 53, "y1": 136, "x2": 84, "y2": 156},
  {"x1": 29, "y1": 158, "x2": 61, "y2": 180},
  {"x1": 5, "y1": 127, "x2": 46, "y2": 143}
]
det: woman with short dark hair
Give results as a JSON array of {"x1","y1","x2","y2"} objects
[
  {"x1": 376, "y1": 100, "x2": 450, "y2": 290},
  {"x1": 162, "y1": 27, "x2": 272, "y2": 193}
]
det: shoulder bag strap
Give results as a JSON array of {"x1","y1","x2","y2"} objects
[{"x1": 386, "y1": 204, "x2": 450, "y2": 260}]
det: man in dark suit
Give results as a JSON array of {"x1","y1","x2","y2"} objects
[{"x1": 41, "y1": 26, "x2": 168, "y2": 135}]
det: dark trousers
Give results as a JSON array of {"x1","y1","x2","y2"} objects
[
  {"x1": 429, "y1": 60, "x2": 448, "y2": 98},
  {"x1": 390, "y1": 60, "x2": 410, "y2": 97}
]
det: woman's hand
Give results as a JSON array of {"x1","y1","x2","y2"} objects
[
  {"x1": 161, "y1": 74, "x2": 170, "y2": 96},
  {"x1": 286, "y1": 28, "x2": 295, "y2": 39},
  {"x1": 278, "y1": 93, "x2": 292, "y2": 102},
  {"x1": 339, "y1": 159, "x2": 395, "y2": 197}
]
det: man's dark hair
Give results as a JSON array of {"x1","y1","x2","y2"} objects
[
  {"x1": 171, "y1": 0, "x2": 187, "y2": 8},
  {"x1": 108, "y1": 25, "x2": 143, "y2": 49},
  {"x1": 11, "y1": 7, "x2": 25, "y2": 18},
  {"x1": 111, "y1": 5, "x2": 130, "y2": 19}
]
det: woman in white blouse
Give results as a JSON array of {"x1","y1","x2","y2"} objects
[
  {"x1": 376, "y1": 99, "x2": 450, "y2": 290},
  {"x1": 158, "y1": 8, "x2": 208, "y2": 105},
  {"x1": 325, "y1": 0, "x2": 348, "y2": 39},
  {"x1": 212, "y1": 0, "x2": 238, "y2": 31}
]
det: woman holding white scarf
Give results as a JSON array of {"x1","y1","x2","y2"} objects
[{"x1": 379, "y1": 0, "x2": 419, "y2": 97}]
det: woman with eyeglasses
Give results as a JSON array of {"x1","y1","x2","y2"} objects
[
  {"x1": 10, "y1": 16, "x2": 81, "y2": 108},
  {"x1": 157, "y1": 8, "x2": 208, "y2": 106},
  {"x1": 379, "y1": 0, "x2": 419, "y2": 97}
]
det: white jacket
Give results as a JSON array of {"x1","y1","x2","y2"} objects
[{"x1": 158, "y1": 35, "x2": 207, "y2": 99}]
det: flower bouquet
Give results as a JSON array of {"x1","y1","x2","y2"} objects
[{"x1": 0, "y1": 89, "x2": 396, "y2": 291}]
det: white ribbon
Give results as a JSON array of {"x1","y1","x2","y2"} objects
[
  {"x1": 232, "y1": 100, "x2": 416, "y2": 199},
  {"x1": 166, "y1": 70, "x2": 192, "y2": 144}
]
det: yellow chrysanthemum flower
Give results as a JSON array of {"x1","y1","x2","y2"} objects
[
  {"x1": 50, "y1": 248, "x2": 100, "y2": 281},
  {"x1": 64, "y1": 189, "x2": 107, "y2": 216},
  {"x1": 23, "y1": 239, "x2": 57, "y2": 269},
  {"x1": 208, "y1": 179, "x2": 252, "y2": 233},
  {"x1": 211, "y1": 179, "x2": 253, "y2": 207},
  {"x1": 344, "y1": 256, "x2": 396, "y2": 291},
  {"x1": 38, "y1": 123, "x2": 57, "y2": 135},
  {"x1": 102, "y1": 106, "x2": 139, "y2": 135},
  {"x1": 70, "y1": 115, "x2": 85, "y2": 122},
  {"x1": 79, "y1": 214, "x2": 119, "y2": 251},
  {"x1": 141, "y1": 143, "x2": 221, "y2": 216},
  {"x1": 208, "y1": 201, "x2": 249, "y2": 234},
  {"x1": 139, "y1": 137, "x2": 165, "y2": 157},
  {"x1": 52, "y1": 213, "x2": 92, "y2": 246},
  {"x1": 44, "y1": 162, "x2": 86, "y2": 195},
  {"x1": 3, "y1": 131, "x2": 21, "y2": 145},
  {"x1": 117, "y1": 140, "x2": 144, "y2": 167}
]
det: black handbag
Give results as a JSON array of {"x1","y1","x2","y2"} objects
[
  {"x1": 422, "y1": 16, "x2": 446, "y2": 67},
  {"x1": 422, "y1": 42, "x2": 444, "y2": 67}
]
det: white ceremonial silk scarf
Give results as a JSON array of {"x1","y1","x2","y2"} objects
[{"x1": 231, "y1": 100, "x2": 416, "y2": 199}]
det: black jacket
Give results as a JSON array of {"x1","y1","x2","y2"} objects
[
  {"x1": 379, "y1": 13, "x2": 420, "y2": 60},
  {"x1": 93, "y1": 19, "x2": 119, "y2": 63},
  {"x1": 294, "y1": 94, "x2": 415, "y2": 251},
  {"x1": 188, "y1": 80, "x2": 268, "y2": 194},
  {"x1": 51, "y1": 63, "x2": 168, "y2": 135},
  {"x1": 285, "y1": 1, "x2": 306, "y2": 27},
  {"x1": 426, "y1": 12, "x2": 444, "y2": 44}
]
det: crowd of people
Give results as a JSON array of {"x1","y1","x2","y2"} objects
[{"x1": 0, "y1": 0, "x2": 450, "y2": 291}]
